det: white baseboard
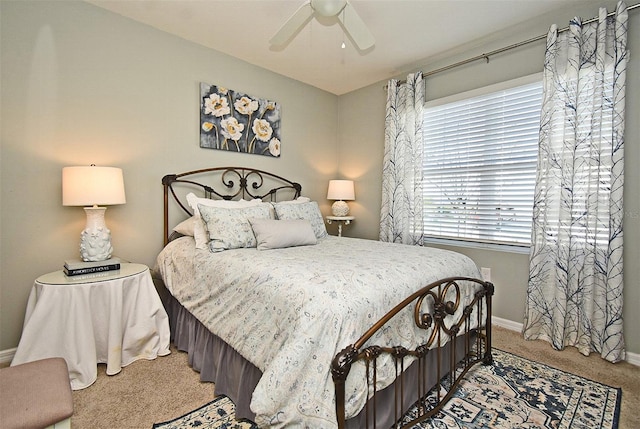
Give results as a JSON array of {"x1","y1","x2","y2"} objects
[
  {"x1": 492, "y1": 316, "x2": 523, "y2": 332},
  {"x1": 0, "y1": 348, "x2": 16, "y2": 366},
  {"x1": 626, "y1": 351, "x2": 640, "y2": 366},
  {"x1": 491, "y1": 316, "x2": 639, "y2": 366}
]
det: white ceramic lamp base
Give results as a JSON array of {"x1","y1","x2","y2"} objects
[
  {"x1": 80, "y1": 206, "x2": 113, "y2": 262},
  {"x1": 331, "y1": 200, "x2": 350, "y2": 216}
]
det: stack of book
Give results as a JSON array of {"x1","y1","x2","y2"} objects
[{"x1": 63, "y1": 257, "x2": 121, "y2": 276}]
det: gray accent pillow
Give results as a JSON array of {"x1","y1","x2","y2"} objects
[{"x1": 249, "y1": 219, "x2": 317, "y2": 250}]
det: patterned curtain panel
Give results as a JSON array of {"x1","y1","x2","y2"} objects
[
  {"x1": 379, "y1": 72, "x2": 425, "y2": 245},
  {"x1": 524, "y1": 2, "x2": 628, "y2": 362}
]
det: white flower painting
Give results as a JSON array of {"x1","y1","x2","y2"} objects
[{"x1": 200, "y1": 82, "x2": 281, "y2": 157}]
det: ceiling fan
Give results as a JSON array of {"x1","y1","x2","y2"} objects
[{"x1": 270, "y1": 0, "x2": 375, "y2": 51}]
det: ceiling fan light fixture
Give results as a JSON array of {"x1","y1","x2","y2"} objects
[
  {"x1": 270, "y1": 0, "x2": 374, "y2": 51},
  {"x1": 311, "y1": 0, "x2": 347, "y2": 17}
]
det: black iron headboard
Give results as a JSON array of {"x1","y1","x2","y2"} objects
[{"x1": 162, "y1": 167, "x2": 302, "y2": 245}]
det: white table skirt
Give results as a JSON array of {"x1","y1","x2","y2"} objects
[{"x1": 11, "y1": 264, "x2": 171, "y2": 390}]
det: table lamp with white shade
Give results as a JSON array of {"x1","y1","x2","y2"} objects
[
  {"x1": 62, "y1": 165, "x2": 126, "y2": 262},
  {"x1": 327, "y1": 179, "x2": 355, "y2": 216}
]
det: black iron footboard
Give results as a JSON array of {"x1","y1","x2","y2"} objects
[{"x1": 332, "y1": 277, "x2": 494, "y2": 429}]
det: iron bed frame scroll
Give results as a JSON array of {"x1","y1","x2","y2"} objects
[
  {"x1": 332, "y1": 276, "x2": 494, "y2": 429},
  {"x1": 162, "y1": 166, "x2": 301, "y2": 245}
]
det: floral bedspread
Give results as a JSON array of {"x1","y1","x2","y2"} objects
[{"x1": 155, "y1": 236, "x2": 482, "y2": 428}]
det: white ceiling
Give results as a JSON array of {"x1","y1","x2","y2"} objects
[{"x1": 87, "y1": 0, "x2": 603, "y2": 95}]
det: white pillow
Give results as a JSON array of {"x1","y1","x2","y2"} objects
[
  {"x1": 198, "y1": 204, "x2": 272, "y2": 252},
  {"x1": 186, "y1": 192, "x2": 264, "y2": 249},
  {"x1": 173, "y1": 216, "x2": 196, "y2": 237},
  {"x1": 273, "y1": 201, "x2": 328, "y2": 239},
  {"x1": 249, "y1": 219, "x2": 317, "y2": 250},
  {"x1": 274, "y1": 196, "x2": 311, "y2": 205}
]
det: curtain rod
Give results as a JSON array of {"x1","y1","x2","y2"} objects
[{"x1": 388, "y1": 2, "x2": 639, "y2": 86}]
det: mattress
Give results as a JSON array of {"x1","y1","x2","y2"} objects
[{"x1": 155, "y1": 235, "x2": 483, "y2": 428}]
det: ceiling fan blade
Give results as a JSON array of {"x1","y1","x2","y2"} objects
[
  {"x1": 338, "y1": 2, "x2": 375, "y2": 50},
  {"x1": 270, "y1": 2, "x2": 315, "y2": 47}
]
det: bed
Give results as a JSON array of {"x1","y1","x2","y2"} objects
[{"x1": 154, "y1": 167, "x2": 494, "y2": 429}]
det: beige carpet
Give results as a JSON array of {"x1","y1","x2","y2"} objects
[{"x1": 71, "y1": 327, "x2": 639, "y2": 429}]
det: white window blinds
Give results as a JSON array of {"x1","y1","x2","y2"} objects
[{"x1": 422, "y1": 79, "x2": 542, "y2": 247}]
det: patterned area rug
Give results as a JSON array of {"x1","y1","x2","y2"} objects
[
  {"x1": 153, "y1": 349, "x2": 621, "y2": 429},
  {"x1": 402, "y1": 349, "x2": 621, "y2": 429},
  {"x1": 152, "y1": 395, "x2": 258, "y2": 429}
]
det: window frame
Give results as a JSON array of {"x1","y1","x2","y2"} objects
[{"x1": 421, "y1": 73, "x2": 542, "y2": 254}]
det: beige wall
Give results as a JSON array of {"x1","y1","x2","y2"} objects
[
  {"x1": 0, "y1": 0, "x2": 338, "y2": 350},
  {"x1": 337, "y1": 1, "x2": 640, "y2": 355}
]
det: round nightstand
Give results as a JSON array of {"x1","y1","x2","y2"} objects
[
  {"x1": 326, "y1": 215, "x2": 355, "y2": 237},
  {"x1": 37, "y1": 262, "x2": 148, "y2": 284},
  {"x1": 11, "y1": 263, "x2": 171, "y2": 390}
]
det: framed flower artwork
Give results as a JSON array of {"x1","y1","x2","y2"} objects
[{"x1": 199, "y1": 82, "x2": 281, "y2": 157}]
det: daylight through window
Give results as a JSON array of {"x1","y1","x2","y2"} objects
[{"x1": 422, "y1": 78, "x2": 542, "y2": 249}]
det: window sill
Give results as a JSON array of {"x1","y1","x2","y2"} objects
[{"x1": 424, "y1": 237, "x2": 530, "y2": 255}]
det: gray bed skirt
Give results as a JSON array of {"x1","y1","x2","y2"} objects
[
  {"x1": 165, "y1": 293, "x2": 261, "y2": 420},
  {"x1": 165, "y1": 292, "x2": 474, "y2": 428}
]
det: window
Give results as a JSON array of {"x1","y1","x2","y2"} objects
[{"x1": 422, "y1": 76, "x2": 542, "y2": 249}]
